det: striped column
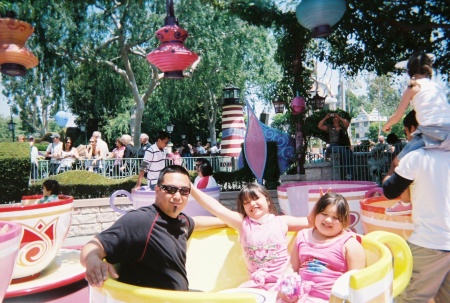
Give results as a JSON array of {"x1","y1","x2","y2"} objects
[{"x1": 221, "y1": 104, "x2": 245, "y2": 157}]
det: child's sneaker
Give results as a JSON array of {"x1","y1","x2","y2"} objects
[{"x1": 385, "y1": 201, "x2": 412, "y2": 216}]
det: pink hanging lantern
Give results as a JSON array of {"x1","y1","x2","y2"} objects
[
  {"x1": 0, "y1": 12, "x2": 39, "y2": 77},
  {"x1": 291, "y1": 95, "x2": 306, "y2": 115},
  {"x1": 146, "y1": 0, "x2": 199, "y2": 79}
]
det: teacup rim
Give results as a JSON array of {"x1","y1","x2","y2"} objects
[
  {"x1": 0, "y1": 195, "x2": 73, "y2": 212},
  {"x1": 0, "y1": 221, "x2": 23, "y2": 242}
]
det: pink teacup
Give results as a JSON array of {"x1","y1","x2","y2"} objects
[
  {"x1": 0, "y1": 221, "x2": 23, "y2": 301},
  {"x1": 0, "y1": 195, "x2": 74, "y2": 280}
]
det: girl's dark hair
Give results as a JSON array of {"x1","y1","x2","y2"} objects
[
  {"x1": 236, "y1": 183, "x2": 278, "y2": 217},
  {"x1": 63, "y1": 137, "x2": 73, "y2": 150},
  {"x1": 198, "y1": 162, "x2": 213, "y2": 177},
  {"x1": 43, "y1": 180, "x2": 61, "y2": 196},
  {"x1": 407, "y1": 52, "x2": 433, "y2": 79},
  {"x1": 313, "y1": 193, "x2": 350, "y2": 227}
]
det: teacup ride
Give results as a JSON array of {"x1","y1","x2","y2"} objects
[
  {"x1": 109, "y1": 186, "x2": 221, "y2": 216},
  {"x1": 0, "y1": 221, "x2": 23, "y2": 302},
  {"x1": 277, "y1": 181, "x2": 381, "y2": 234},
  {"x1": 0, "y1": 195, "x2": 85, "y2": 298},
  {"x1": 360, "y1": 195, "x2": 414, "y2": 240},
  {"x1": 90, "y1": 227, "x2": 412, "y2": 303}
]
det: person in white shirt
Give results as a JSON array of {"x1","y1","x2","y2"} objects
[
  {"x1": 92, "y1": 131, "x2": 109, "y2": 159},
  {"x1": 135, "y1": 131, "x2": 170, "y2": 190},
  {"x1": 45, "y1": 133, "x2": 63, "y2": 175},
  {"x1": 92, "y1": 131, "x2": 109, "y2": 173},
  {"x1": 193, "y1": 158, "x2": 218, "y2": 189},
  {"x1": 196, "y1": 142, "x2": 206, "y2": 155},
  {"x1": 210, "y1": 143, "x2": 219, "y2": 155},
  {"x1": 29, "y1": 136, "x2": 39, "y2": 179}
]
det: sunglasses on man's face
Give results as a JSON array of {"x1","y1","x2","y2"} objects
[{"x1": 159, "y1": 185, "x2": 191, "y2": 196}]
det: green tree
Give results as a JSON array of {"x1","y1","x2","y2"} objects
[
  {"x1": 346, "y1": 90, "x2": 369, "y2": 118},
  {"x1": 366, "y1": 75, "x2": 401, "y2": 118},
  {"x1": 270, "y1": 113, "x2": 290, "y2": 132}
]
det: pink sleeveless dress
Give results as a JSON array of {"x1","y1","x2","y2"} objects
[
  {"x1": 294, "y1": 228, "x2": 354, "y2": 302},
  {"x1": 239, "y1": 215, "x2": 289, "y2": 290}
]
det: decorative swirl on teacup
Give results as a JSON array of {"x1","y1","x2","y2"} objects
[{"x1": 17, "y1": 240, "x2": 50, "y2": 266}]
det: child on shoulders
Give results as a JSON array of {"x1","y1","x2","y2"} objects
[{"x1": 382, "y1": 52, "x2": 450, "y2": 215}]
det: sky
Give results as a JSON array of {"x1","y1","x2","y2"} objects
[{"x1": 0, "y1": 81, "x2": 77, "y2": 127}]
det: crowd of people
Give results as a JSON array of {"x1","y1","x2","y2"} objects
[{"x1": 36, "y1": 130, "x2": 221, "y2": 178}]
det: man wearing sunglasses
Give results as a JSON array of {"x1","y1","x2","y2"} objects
[{"x1": 81, "y1": 165, "x2": 225, "y2": 290}]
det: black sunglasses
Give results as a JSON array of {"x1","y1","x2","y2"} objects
[{"x1": 160, "y1": 185, "x2": 191, "y2": 196}]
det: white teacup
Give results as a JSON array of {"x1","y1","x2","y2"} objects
[
  {"x1": 110, "y1": 187, "x2": 221, "y2": 216},
  {"x1": 0, "y1": 195, "x2": 74, "y2": 280},
  {"x1": 360, "y1": 196, "x2": 414, "y2": 240},
  {"x1": 0, "y1": 221, "x2": 22, "y2": 301},
  {"x1": 277, "y1": 181, "x2": 380, "y2": 234}
]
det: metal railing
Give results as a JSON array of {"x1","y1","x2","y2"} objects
[
  {"x1": 31, "y1": 156, "x2": 238, "y2": 182},
  {"x1": 33, "y1": 149, "x2": 396, "y2": 186},
  {"x1": 330, "y1": 146, "x2": 397, "y2": 185}
]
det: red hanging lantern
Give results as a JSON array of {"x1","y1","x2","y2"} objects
[
  {"x1": 146, "y1": 0, "x2": 199, "y2": 79},
  {"x1": 0, "y1": 12, "x2": 39, "y2": 77},
  {"x1": 291, "y1": 95, "x2": 306, "y2": 115}
]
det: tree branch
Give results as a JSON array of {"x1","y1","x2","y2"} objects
[
  {"x1": 129, "y1": 48, "x2": 146, "y2": 59},
  {"x1": 141, "y1": 64, "x2": 162, "y2": 104},
  {"x1": 94, "y1": 36, "x2": 119, "y2": 54}
]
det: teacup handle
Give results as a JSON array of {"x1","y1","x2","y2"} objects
[
  {"x1": 365, "y1": 187, "x2": 383, "y2": 198},
  {"x1": 109, "y1": 190, "x2": 132, "y2": 214}
]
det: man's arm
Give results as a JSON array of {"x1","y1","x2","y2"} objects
[
  {"x1": 80, "y1": 238, "x2": 119, "y2": 287},
  {"x1": 135, "y1": 148, "x2": 154, "y2": 188},
  {"x1": 382, "y1": 172, "x2": 413, "y2": 199},
  {"x1": 135, "y1": 170, "x2": 145, "y2": 188}
]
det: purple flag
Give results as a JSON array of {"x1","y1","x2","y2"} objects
[{"x1": 244, "y1": 101, "x2": 267, "y2": 184}]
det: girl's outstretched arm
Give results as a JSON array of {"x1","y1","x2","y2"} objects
[
  {"x1": 282, "y1": 215, "x2": 313, "y2": 232},
  {"x1": 283, "y1": 192, "x2": 319, "y2": 231},
  {"x1": 345, "y1": 237, "x2": 366, "y2": 270},
  {"x1": 383, "y1": 86, "x2": 417, "y2": 132},
  {"x1": 190, "y1": 186, "x2": 243, "y2": 230},
  {"x1": 192, "y1": 216, "x2": 227, "y2": 231}
]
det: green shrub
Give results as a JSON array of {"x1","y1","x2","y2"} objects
[
  {"x1": 29, "y1": 170, "x2": 144, "y2": 199},
  {"x1": 0, "y1": 142, "x2": 30, "y2": 203}
]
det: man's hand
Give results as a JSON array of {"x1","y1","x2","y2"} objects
[
  {"x1": 80, "y1": 239, "x2": 118, "y2": 288},
  {"x1": 84, "y1": 257, "x2": 118, "y2": 287}
]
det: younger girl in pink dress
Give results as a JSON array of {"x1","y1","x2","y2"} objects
[
  {"x1": 190, "y1": 184, "x2": 313, "y2": 291},
  {"x1": 277, "y1": 193, "x2": 365, "y2": 303}
]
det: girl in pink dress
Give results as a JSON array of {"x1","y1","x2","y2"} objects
[
  {"x1": 277, "y1": 193, "x2": 365, "y2": 303},
  {"x1": 190, "y1": 184, "x2": 313, "y2": 291}
]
